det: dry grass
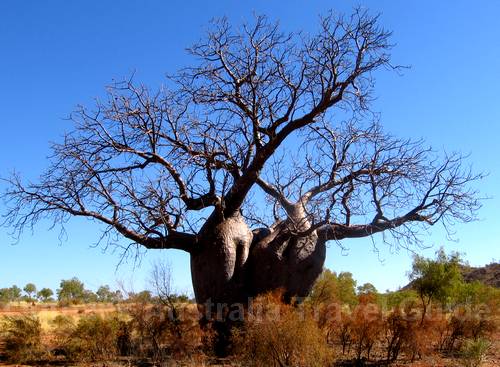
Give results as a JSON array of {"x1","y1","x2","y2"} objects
[{"x1": 0, "y1": 303, "x2": 120, "y2": 331}]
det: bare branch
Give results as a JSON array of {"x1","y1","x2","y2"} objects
[
  {"x1": 1, "y1": 9, "x2": 482, "y2": 261},
  {"x1": 257, "y1": 119, "x2": 483, "y2": 249},
  {"x1": 175, "y1": 10, "x2": 394, "y2": 217}
]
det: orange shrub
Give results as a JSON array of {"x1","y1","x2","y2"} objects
[
  {"x1": 233, "y1": 291, "x2": 333, "y2": 367},
  {"x1": 350, "y1": 301, "x2": 383, "y2": 361}
]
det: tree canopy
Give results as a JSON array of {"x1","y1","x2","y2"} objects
[
  {"x1": 409, "y1": 248, "x2": 464, "y2": 305},
  {"x1": 23, "y1": 283, "x2": 37, "y2": 301},
  {"x1": 57, "y1": 277, "x2": 86, "y2": 304},
  {"x1": 409, "y1": 248, "x2": 464, "y2": 322},
  {"x1": 2, "y1": 9, "x2": 481, "y2": 256},
  {"x1": 308, "y1": 269, "x2": 358, "y2": 306},
  {"x1": 36, "y1": 288, "x2": 54, "y2": 303}
]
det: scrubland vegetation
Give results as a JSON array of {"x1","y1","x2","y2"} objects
[{"x1": 0, "y1": 250, "x2": 498, "y2": 366}]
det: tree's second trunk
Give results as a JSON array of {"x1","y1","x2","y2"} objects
[
  {"x1": 248, "y1": 227, "x2": 325, "y2": 301},
  {"x1": 190, "y1": 211, "x2": 327, "y2": 311}
]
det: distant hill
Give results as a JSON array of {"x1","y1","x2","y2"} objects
[
  {"x1": 461, "y1": 262, "x2": 500, "y2": 288},
  {"x1": 403, "y1": 262, "x2": 500, "y2": 290}
]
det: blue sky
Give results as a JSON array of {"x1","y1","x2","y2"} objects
[{"x1": 0, "y1": 0, "x2": 499, "y2": 295}]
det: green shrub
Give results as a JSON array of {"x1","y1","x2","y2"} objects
[
  {"x1": 378, "y1": 289, "x2": 419, "y2": 309},
  {"x1": 0, "y1": 314, "x2": 46, "y2": 363},
  {"x1": 459, "y1": 338, "x2": 490, "y2": 367}
]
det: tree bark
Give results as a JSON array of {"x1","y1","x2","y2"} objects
[
  {"x1": 191, "y1": 213, "x2": 254, "y2": 307},
  {"x1": 190, "y1": 206, "x2": 327, "y2": 311}
]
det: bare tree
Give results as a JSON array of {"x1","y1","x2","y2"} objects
[
  {"x1": 2, "y1": 10, "x2": 482, "y2": 312},
  {"x1": 150, "y1": 260, "x2": 176, "y2": 306},
  {"x1": 149, "y1": 260, "x2": 184, "y2": 346}
]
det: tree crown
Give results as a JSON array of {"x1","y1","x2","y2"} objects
[
  {"x1": 1, "y1": 9, "x2": 483, "y2": 256},
  {"x1": 409, "y1": 247, "x2": 464, "y2": 305}
]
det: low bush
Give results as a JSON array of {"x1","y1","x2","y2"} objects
[
  {"x1": 444, "y1": 306, "x2": 497, "y2": 353},
  {"x1": 350, "y1": 296, "x2": 383, "y2": 361},
  {"x1": 233, "y1": 291, "x2": 333, "y2": 367},
  {"x1": 126, "y1": 300, "x2": 204, "y2": 362},
  {"x1": 55, "y1": 313, "x2": 121, "y2": 362},
  {"x1": 459, "y1": 338, "x2": 491, "y2": 367},
  {"x1": 50, "y1": 314, "x2": 75, "y2": 355},
  {"x1": 384, "y1": 307, "x2": 408, "y2": 362},
  {"x1": 0, "y1": 314, "x2": 46, "y2": 363}
]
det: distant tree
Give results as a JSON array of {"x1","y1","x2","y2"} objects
[
  {"x1": 57, "y1": 277, "x2": 85, "y2": 304},
  {"x1": 113, "y1": 290, "x2": 124, "y2": 303},
  {"x1": 308, "y1": 269, "x2": 338, "y2": 305},
  {"x1": 96, "y1": 285, "x2": 112, "y2": 302},
  {"x1": 0, "y1": 286, "x2": 22, "y2": 303},
  {"x1": 309, "y1": 269, "x2": 357, "y2": 306},
  {"x1": 0, "y1": 288, "x2": 10, "y2": 304},
  {"x1": 82, "y1": 289, "x2": 98, "y2": 303},
  {"x1": 150, "y1": 260, "x2": 182, "y2": 306},
  {"x1": 130, "y1": 290, "x2": 153, "y2": 304},
  {"x1": 37, "y1": 288, "x2": 54, "y2": 302},
  {"x1": 379, "y1": 289, "x2": 418, "y2": 309},
  {"x1": 453, "y1": 280, "x2": 500, "y2": 310},
  {"x1": 357, "y1": 282, "x2": 378, "y2": 295},
  {"x1": 170, "y1": 294, "x2": 190, "y2": 303},
  {"x1": 337, "y1": 272, "x2": 358, "y2": 306},
  {"x1": 9, "y1": 285, "x2": 22, "y2": 302},
  {"x1": 23, "y1": 283, "x2": 37, "y2": 301},
  {"x1": 409, "y1": 248, "x2": 463, "y2": 323},
  {"x1": 96, "y1": 285, "x2": 123, "y2": 303}
]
